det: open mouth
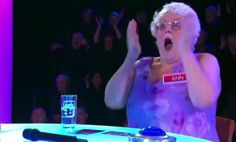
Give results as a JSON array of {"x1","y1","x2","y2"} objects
[{"x1": 164, "y1": 38, "x2": 173, "y2": 51}]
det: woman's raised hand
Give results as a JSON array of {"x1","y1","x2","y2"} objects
[{"x1": 127, "y1": 19, "x2": 141, "y2": 59}]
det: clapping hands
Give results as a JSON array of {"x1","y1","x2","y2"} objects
[{"x1": 127, "y1": 19, "x2": 141, "y2": 59}]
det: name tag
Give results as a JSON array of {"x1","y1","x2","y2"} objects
[{"x1": 163, "y1": 72, "x2": 187, "y2": 84}]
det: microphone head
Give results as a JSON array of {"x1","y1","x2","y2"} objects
[{"x1": 23, "y1": 128, "x2": 40, "y2": 141}]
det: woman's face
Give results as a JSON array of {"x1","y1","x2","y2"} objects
[
  {"x1": 205, "y1": 7, "x2": 217, "y2": 24},
  {"x1": 109, "y1": 12, "x2": 119, "y2": 25},
  {"x1": 56, "y1": 76, "x2": 69, "y2": 93},
  {"x1": 92, "y1": 73, "x2": 102, "y2": 89},
  {"x1": 104, "y1": 36, "x2": 113, "y2": 51},
  {"x1": 83, "y1": 9, "x2": 93, "y2": 23},
  {"x1": 71, "y1": 33, "x2": 82, "y2": 49},
  {"x1": 155, "y1": 12, "x2": 187, "y2": 64},
  {"x1": 31, "y1": 108, "x2": 46, "y2": 123},
  {"x1": 71, "y1": 33, "x2": 87, "y2": 49}
]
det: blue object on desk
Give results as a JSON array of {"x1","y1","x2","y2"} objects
[
  {"x1": 129, "y1": 126, "x2": 176, "y2": 142},
  {"x1": 139, "y1": 126, "x2": 166, "y2": 137}
]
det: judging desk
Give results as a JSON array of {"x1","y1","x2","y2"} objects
[{"x1": 0, "y1": 123, "x2": 211, "y2": 142}]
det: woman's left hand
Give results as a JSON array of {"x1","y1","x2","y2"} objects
[{"x1": 177, "y1": 28, "x2": 195, "y2": 56}]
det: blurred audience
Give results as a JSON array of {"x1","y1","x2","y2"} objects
[
  {"x1": 202, "y1": 5, "x2": 223, "y2": 48},
  {"x1": 135, "y1": 9, "x2": 157, "y2": 57},
  {"x1": 67, "y1": 32, "x2": 92, "y2": 92},
  {"x1": 82, "y1": 71, "x2": 109, "y2": 125},
  {"x1": 217, "y1": 32, "x2": 236, "y2": 119}
]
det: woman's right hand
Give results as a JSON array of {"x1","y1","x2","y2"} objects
[
  {"x1": 127, "y1": 19, "x2": 141, "y2": 59},
  {"x1": 95, "y1": 16, "x2": 104, "y2": 27}
]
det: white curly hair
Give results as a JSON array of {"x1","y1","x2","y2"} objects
[{"x1": 150, "y1": 2, "x2": 201, "y2": 46}]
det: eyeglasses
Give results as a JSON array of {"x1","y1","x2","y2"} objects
[{"x1": 156, "y1": 20, "x2": 182, "y2": 31}]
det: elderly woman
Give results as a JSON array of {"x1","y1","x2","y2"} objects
[{"x1": 105, "y1": 2, "x2": 221, "y2": 142}]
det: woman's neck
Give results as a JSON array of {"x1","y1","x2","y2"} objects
[{"x1": 159, "y1": 57, "x2": 182, "y2": 68}]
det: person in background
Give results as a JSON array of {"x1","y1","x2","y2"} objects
[
  {"x1": 55, "y1": 73, "x2": 71, "y2": 94},
  {"x1": 50, "y1": 73, "x2": 71, "y2": 123},
  {"x1": 76, "y1": 103, "x2": 89, "y2": 124},
  {"x1": 105, "y1": 2, "x2": 221, "y2": 142},
  {"x1": 135, "y1": 9, "x2": 157, "y2": 57},
  {"x1": 202, "y1": 5, "x2": 223, "y2": 49},
  {"x1": 70, "y1": 8, "x2": 96, "y2": 45},
  {"x1": 194, "y1": 29, "x2": 216, "y2": 55},
  {"x1": 83, "y1": 71, "x2": 109, "y2": 125},
  {"x1": 217, "y1": 32, "x2": 236, "y2": 119},
  {"x1": 31, "y1": 107, "x2": 47, "y2": 123},
  {"x1": 67, "y1": 32, "x2": 92, "y2": 92}
]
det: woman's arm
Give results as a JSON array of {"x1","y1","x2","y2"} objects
[
  {"x1": 93, "y1": 16, "x2": 103, "y2": 44},
  {"x1": 104, "y1": 55, "x2": 136, "y2": 109},
  {"x1": 182, "y1": 52, "x2": 221, "y2": 109},
  {"x1": 105, "y1": 20, "x2": 141, "y2": 109},
  {"x1": 113, "y1": 24, "x2": 122, "y2": 39}
]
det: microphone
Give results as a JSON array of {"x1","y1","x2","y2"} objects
[{"x1": 23, "y1": 128, "x2": 88, "y2": 142}]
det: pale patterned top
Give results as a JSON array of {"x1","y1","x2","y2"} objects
[{"x1": 127, "y1": 57, "x2": 219, "y2": 142}]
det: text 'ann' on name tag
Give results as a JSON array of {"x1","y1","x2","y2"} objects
[{"x1": 163, "y1": 72, "x2": 187, "y2": 84}]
